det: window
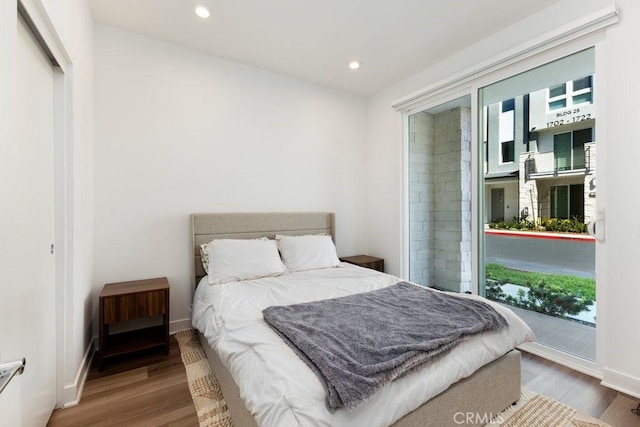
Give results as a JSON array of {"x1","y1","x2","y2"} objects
[
  {"x1": 548, "y1": 83, "x2": 567, "y2": 111},
  {"x1": 499, "y1": 99, "x2": 515, "y2": 163},
  {"x1": 501, "y1": 141, "x2": 514, "y2": 163},
  {"x1": 572, "y1": 76, "x2": 593, "y2": 105},
  {"x1": 554, "y1": 128, "x2": 591, "y2": 171},
  {"x1": 573, "y1": 92, "x2": 592, "y2": 105},
  {"x1": 573, "y1": 76, "x2": 592, "y2": 91},
  {"x1": 501, "y1": 98, "x2": 515, "y2": 112},
  {"x1": 573, "y1": 128, "x2": 592, "y2": 148},
  {"x1": 549, "y1": 99, "x2": 567, "y2": 110},
  {"x1": 551, "y1": 184, "x2": 584, "y2": 219},
  {"x1": 554, "y1": 132, "x2": 572, "y2": 171},
  {"x1": 547, "y1": 76, "x2": 593, "y2": 111},
  {"x1": 549, "y1": 83, "x2": 566, "y2": 98}
]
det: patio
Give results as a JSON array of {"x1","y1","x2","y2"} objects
[{"x1": 505, "y1": 304, "x2": 596, "y2": 361}]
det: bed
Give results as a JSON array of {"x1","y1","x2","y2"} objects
[{"x1": 190, "y1": 212, "x2": 534, "y2": 427}]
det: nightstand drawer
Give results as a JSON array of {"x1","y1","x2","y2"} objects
[{"x1": 103, "y1": 290, "x2": 166, "y2": 323}]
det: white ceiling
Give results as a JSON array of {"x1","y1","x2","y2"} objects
[{"x1": 88, "y1": 0, "x2": 561, "y2": 96}]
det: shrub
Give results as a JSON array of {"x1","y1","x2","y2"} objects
[
  {"x1": 486, "y1": 278, "x2": 593, "y2": 319},
  {"x1": 485, "y1": 279, "x2": 505, "y2": 300},
  {"x1": 488, "y1": 216, "x2": 588, "y2": 234},
  {"x1": 538, "y1": 216, "x2": 588, "y2": 233}
]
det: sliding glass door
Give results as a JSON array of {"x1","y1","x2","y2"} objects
[{"x1": 479, "y1": 49, "x2": 597, "y2": 361}]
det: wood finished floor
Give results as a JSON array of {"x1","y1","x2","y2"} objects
[
  {"x1": 47, "y1": 337, "x2": 198, "y2": 427},
  {"x1": 48, "y1": 336, "x2": 640, "y2": 426}
]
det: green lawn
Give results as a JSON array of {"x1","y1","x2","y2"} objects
[{"x1": 485, "y1": 263, "x2": 595, "y2": 300}]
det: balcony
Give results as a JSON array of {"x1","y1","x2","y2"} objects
[{"x1": 525, "y1": 146, "x2": 591, "y2": 179}]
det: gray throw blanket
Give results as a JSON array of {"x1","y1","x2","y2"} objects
[{"x1": 262, "y1": 281, "x2": 508, "y2": 410}]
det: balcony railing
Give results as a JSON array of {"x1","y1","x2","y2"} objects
[{"x1": 525, "y1": 146, "x2": 590, "y2": 178}]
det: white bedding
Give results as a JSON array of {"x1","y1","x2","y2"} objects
[{"x1": 192, "y1": 263, "x2": 535, "y2": 427}]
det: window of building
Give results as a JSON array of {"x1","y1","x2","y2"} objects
[
  {"x1": 554, "y1": 128, "x2": 592, "y2": 171},
  {"x1": 549, "y1": 99, "x2": 567, "y2": 110},
  {"x1": 549, "y1": 83, "x2": 566, "y2": 97},
  {"x1": 501, "y1": 98, "x2": 515, "y2": 112},
  {"x1": 573, "y1": 128, "x2": 593, "y2": 148},
  {"x1": 551, "y1": 184, "x2": 584, "y2": 220},
  {"x1": 554, "y1": 132, "x2": 572, "y2": 171},
  {"x1": 547, "y1": 76, "x2": 593, "y2": 111},
  {"x1": 573, "y1": 76, "x2": 591, "y2": 90},
  {"x1": 498, "y1": 99, "x2": 515, "y2": 164},
  {"x1": 501, "y1": 140, "x2": 514, "y2": 163},
  {"x1": 572, "y1": 76, "x2": 593, "y2": 105},
  {"x1": 548, "y1": 83, "x2": 567, "y2": 111}
]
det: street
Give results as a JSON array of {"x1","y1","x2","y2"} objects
[{"x1": 484, "y1": 231, "x2": 595, "y2": 279}]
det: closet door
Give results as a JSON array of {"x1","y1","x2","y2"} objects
[{"x1": 0, "y1": 12, "x2": 56, "y2": 426}]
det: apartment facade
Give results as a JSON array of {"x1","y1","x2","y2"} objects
[{"x1": 484, "y1": 75, "x2": 596, "y2": 224}]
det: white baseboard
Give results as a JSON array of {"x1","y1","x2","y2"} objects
[
  {"x1": 602, "y1": 367, "x2": 640, "y2": 399},
  {"x1": 517, "y1": 342, "x2": 602, "y2": 379},
  {"x1": 61, "y1": 336, "x2": 95, "y2": 408},
  {"x1": 58, "y1": 319, "x2": 191, "y2": 408},
  {"x1": 170, "y1": 318, "x2": 192, "y2": 334}
]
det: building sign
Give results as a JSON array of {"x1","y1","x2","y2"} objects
[
  {"x1": 542, "y1": 104, "x2": 595, "y2": 129},
  {"x1": 529, "y1": 90, "x2": 595, "y2": 132}
]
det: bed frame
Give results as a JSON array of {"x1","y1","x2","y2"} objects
[
  {"x1": 190, "y1": 212, "x2": 335, "y2": 291},
  {"x1": 190, "y1": 212, "x2": 521, "y2": 427}
]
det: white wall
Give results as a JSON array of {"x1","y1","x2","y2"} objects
[
  {"x1": 69, "y1": 0, "x2": 95, "y2": 404},
  {"x1": 364, "y1": 0, "x2": 640, "y2": 398},
  {"x1": 93, "y1": 24, "x2": 368, "y2": 331},
  {"x1": 40, "y1": 0, "x2": 95, "y2": 406},
  {"x1": 596, "y1": 0, "x2": 640, "y2": 398}
]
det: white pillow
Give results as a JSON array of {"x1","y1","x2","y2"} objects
[
  {"x1": 200, "y1": 237, "x2": 269, "y2": 274},
  {"x1": 200, "y1": 243, "x2": 210, "y2": 274},
  {"x1": 207, "y1": 238, "x2": 286, "y2": 285},
  {"x1": 276, "y1": 234, "x2": 340, "y2": 272}
]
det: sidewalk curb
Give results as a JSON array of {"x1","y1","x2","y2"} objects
[{"x1": 485, "y1": 229, "x2": 595, "y2": 242}]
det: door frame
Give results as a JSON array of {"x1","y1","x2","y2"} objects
[
  {"x1": 397, "y1": 7, "x2": 617, "y2": 379},
  {"x1": 13, "y1": 0, "x2": 75, "y2": 408}
]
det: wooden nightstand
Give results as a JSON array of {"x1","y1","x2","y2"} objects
[
  {"x1": 98, "y1": 277, "x2": 170, "y2": 369},
  {"x1": 339, "y1": 255, "x2": 384, "y2": 272}
]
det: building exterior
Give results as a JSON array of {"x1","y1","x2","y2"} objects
[{"x1": 484, "y1": 75, "x2": 596, "y2": 224}]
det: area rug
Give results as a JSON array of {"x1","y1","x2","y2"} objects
[
  {"x1": 489, "y1": 387, "x2": 611, "y2": 426},
  {"x1": 176, "y1": 329, "x2": 609, "y2": 427},
  {"x1": 175, "y1": 329, "x2": 234, "y2": 427}
]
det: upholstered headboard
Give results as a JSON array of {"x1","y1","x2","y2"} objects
[{"x1": 190, "y1": 212, "x2": 335, "y2": 289}]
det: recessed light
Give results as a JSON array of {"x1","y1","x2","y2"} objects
[
  {"x1": 349, "y1": 60, "x2": 360, "y2": 70},
  {"x1": 195, "y1": 5, "x2": 210, "y2": 19}
]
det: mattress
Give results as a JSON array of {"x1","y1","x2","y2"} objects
[{"x1": 192, "y1": 263, "x2": 534, "y2": 427}]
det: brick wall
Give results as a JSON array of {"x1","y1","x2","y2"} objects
[
  {"x1": 409, "y1": 111, "x2": 434, "y2": 286},
  {"x1": 434, "y1": 108, "x2": 472, "y2": 292},
  {"x1": 409, "y1": 107, "x2": 471, "y2": 292}
]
